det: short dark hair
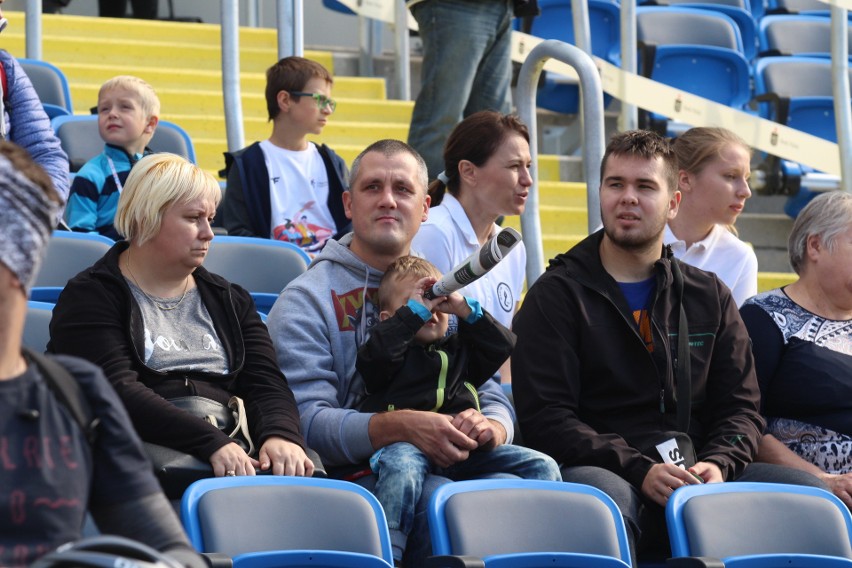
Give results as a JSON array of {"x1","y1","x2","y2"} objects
[
  {"x1": 349, "y1": 139, "x2": 429, "y2": 194},
  {"x1": 600, "y1": 130, "x2": 678, "y2": 193},
  {"x1": 265, "y1": 56, "x2": 333, "y2": 121}
]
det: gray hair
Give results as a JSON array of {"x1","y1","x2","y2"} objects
[
  {"x1": 349, "y1": 139, "x2": 429, "y2": 195},
  {"x1": 788, "y1": 191, "x2": 852, "y2": 274}
]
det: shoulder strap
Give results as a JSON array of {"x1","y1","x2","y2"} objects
[
  {"x1": 671, "y1": 259, "x2": 692, "y2": 433},
  {"x1": 23, "y1": 347, "x2": 100, "y2": 445}
]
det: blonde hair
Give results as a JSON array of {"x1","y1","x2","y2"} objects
[
  {"x1": 99, "y1": 75, "x2": 161, "y2": 119},
  {"x1": 115, "y1": 153, "x2": 220, "y2": 244},
  {"x1": 378, "y1": 255, "x2": 441, "y2": 311},
  {"x1": 673, "y1": 127, "x2": 751, "y2": 235}
]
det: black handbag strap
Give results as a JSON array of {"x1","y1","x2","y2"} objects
[
  {"x1": 671, "y1": 260, "x2": 692, "y2": 433},
  {"x1": 23, "y1": 347, "x2": 100, "y2": 445}
]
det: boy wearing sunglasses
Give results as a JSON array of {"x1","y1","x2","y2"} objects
[{"x1": 219, "y1": 56, "x2": 351, "y2": 255}]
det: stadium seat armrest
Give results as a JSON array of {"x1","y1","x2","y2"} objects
[
  {"x1": 201, "y1": 552, "x2": 233, "y2": 568},
  {"x1": 667, "y1": 556, "x2": 726, "y2": 568},
  {"x1": 424, "y1": 555, "x2": 487, "y2": 567}
]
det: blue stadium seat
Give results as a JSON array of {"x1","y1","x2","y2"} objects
[
  {"x1": 182, "y1": 476, "x2": 394, "y2": 568},
  {"x1": 530, "y1": 0, "x2": 620, "y2": 114},
  {"x1": 202, "y1": 235, "x2": 310, "y2": 298},
  {"x1": 753, "y1": 56, "x2": 844, "y2": 141},
  {"x1": 52, "y1": 115, "x2": 197, "y2": 172},
  {"x1": 636, "y1": 7, "x2": 751, "y2": 132},
  {"x1": 19, "y1": 58, "x2": 74, "y2": 116},
  {"x1": 24, "y1": 301, "x2": 55, "y2": 353},
  {"x1": 759, "y1": 14, "x2": 852, "y2": 59},
  {"x1": 428, "y1": 479, "x2": 633, "y2": 568},
  {"x1": 33, "y1": 231, "x2": 115, "y2": 290},
  {"x1": 667, "y1": 483, "x2": 852, "y2": 567}
]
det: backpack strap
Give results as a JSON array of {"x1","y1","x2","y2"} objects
[{"x1": 23, "y1": 347, "x2": 100, "y2": 445}]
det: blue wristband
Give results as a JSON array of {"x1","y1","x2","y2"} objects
[
  {"x1": 464, "y1": 297, "x2": 483, "y2": 324},
  {"x1": 406, "y1": 299, "x2": 432, "y2": 322}
]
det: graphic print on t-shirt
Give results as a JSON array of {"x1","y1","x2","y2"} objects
[{"x1": 263, "y1": 141, "x2": 336, "y2": 253}]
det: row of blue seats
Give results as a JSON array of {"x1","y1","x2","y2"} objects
[
  {"x1": 176, "y1": 475, "x2": 852, "y2": 568},
  {"x1": 23, "y1": 233, "x2": 312, "y2": 351}
]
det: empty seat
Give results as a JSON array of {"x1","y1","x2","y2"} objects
[
  {"x1": 181, "y1": 476, "x2": 394, "y2": 567},
  {"x1": 18, "y1": 59, "x2": 73, "y2": 115},
  {"x1": 759, "y1": 14, "x2": 852, "y2": 58},
  {"x1": 33, "y1": 231, "x2": 115, "y2": 290},
  {"x1": 531, "y1": 0, "x2": 621, "y2": 114},
  {"x1": 667, "y1": 482, "x2": 852, "y2": 565},
  {"x1": 51, "y1": 115, "x2": 197, "y2": 172},
  {"x1": 428, "y1": 479, "x2": 633, "y2": 567},
  {"x1": 753, "y1": 56, "x2": 848, "y2": 141},
  {"x1": 637, "y1": 7, "x2": 752, "y2": 132},
  {"x1": 202, "y1": 235, "x2": 310, "y2": 299}
]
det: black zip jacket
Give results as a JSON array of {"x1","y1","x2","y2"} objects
[
  {"x1": 512, "y1": 230, "x2": 764, "y2": 489},
  {"x1": 357, "y1": 305, "x2": 515, "y2": 415},
  {"x1": 48, "y1": 241, "x2": 305, "y2": 460}
]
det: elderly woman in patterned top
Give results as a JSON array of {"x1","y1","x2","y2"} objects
[{"x1": 740, "y1": 191, "x2": 852, "y2": 506}]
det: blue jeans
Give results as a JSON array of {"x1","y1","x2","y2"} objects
[
  {"x1": 371, "y1": 442, "x2": 561, "y2": 559},
  {"x1": 561, "y1": 463, "x2": 828, "y2": 566},
  {"x1": 408, "y1": 0, "x2": 514, "y2": 179}
]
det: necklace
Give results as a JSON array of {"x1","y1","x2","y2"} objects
[{"x1": 124, "y1": 250, "x2": 190, "y2": 311}]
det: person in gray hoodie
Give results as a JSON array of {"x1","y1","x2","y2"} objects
[{"x1": 267, "y1": 139, "x2": 518, "y2": 566}]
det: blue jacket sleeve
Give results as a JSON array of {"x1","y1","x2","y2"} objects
[{"x1": 3, "y1": 52, "x2": 70, "y2": 215}]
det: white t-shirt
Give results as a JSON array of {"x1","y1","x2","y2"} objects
[
  {"x1": 261, "y1": 140, "x2": 336, "y2": 253},
  {"x1": 412, "y1": 193, "x2": 527, "y2": 331},
  {"x1": 664, "y1": 223, "x2": 758, "y2": 307}
]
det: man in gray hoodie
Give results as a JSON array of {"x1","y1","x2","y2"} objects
[{"x1": 267, "y1": 139, "x2": 517, "y2": 565}]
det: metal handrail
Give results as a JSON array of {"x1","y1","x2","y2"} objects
[
  {"x1": 516, "y1": 40, "x2": 606, "y2": 285},
  {"x1": 831, "y1": 4, "x2": 852, "y2": 193},
  {"x1": 221, "y1": 0, "x2": 244, "y2": 153}
]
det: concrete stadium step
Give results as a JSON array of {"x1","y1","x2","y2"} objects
[
  {"x1": 172, "y1": 116, "x2": 409, "y2": 147},
  {"x1": 55, "y1": 63, "x2": 387, "y2": 101},
  {"x1": 37, "y1": 13, "x2": 281, "y2": 50},
  {"x1": 4, "y1": 34, "x2": 301, "y2": 75}
]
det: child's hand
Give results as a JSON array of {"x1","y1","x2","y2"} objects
[
  {"x1": 410, "y1": 277, "x2": 445, "y2": 311},
  {"x1": 434, "y1": 291, "x2": 472, "y2": 320}
]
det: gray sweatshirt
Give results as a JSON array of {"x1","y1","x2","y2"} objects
[{"x1": 267, "y1": 234, "x2": 515, "y2": 467}]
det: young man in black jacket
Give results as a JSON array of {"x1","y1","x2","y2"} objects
[{"x1": 511, "y1": 130, "x2": 825, "y2": 563}]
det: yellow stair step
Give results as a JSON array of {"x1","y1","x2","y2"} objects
[
  {"x1": 757, "y1": 272, "x2": 797, "y2": 292},
  {"x1": 8, "y1": 11, "x2": 296, "y2": 52},
  {"x1": 55, "y1": 63, "x2": 386, "y2": 100}
]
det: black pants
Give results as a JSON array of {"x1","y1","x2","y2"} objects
[{"x1": 99, "y1": 0, "x2": 157, "y2": 19}]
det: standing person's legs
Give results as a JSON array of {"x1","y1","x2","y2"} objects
[
  {"x1": 463, "y1": 1, "x2": 513, "y2": 118},
  {"x1": 99, "y1": 0, "x2": 128, "y2": 17},
  {"x1": 130, "y1": 0, "x2": 158, "y2": 19},
  {"x1": 407, "y1": 0, "x2": 512, "y2": 180},
  {"x1": 444, "y1": 444, "x2": 562, "y2": 481},
  {"x1": 369, "y1": 442, "x2": 431, "y2": 562},
  {"x1": 355, "y1": 465, "x2": 452, "y2": 566}
]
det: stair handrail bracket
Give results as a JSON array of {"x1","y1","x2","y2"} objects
[{"x1": 516, "y1": 40, "x2": 606, "y2": 286}]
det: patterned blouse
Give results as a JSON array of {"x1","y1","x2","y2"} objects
[{"x1": 740, "y1": 288, "x2": 852, "y2": 474}]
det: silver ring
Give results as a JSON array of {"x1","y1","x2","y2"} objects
[{"x1": 225, "y1": 470, "x2": 236, "y2": 477}]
